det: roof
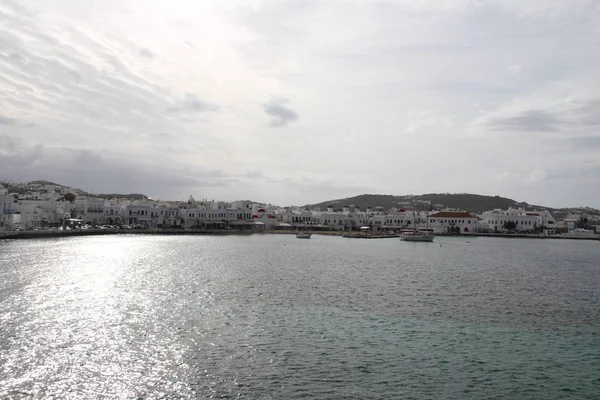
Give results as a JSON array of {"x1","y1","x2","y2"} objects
[{"x1": 429, "y1": 211, "x2": 476, "y2": 218}]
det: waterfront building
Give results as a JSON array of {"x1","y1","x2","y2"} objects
[
  {"x1": 182, "y1": 207, "x2": 239, "y2": 229},
  {"x1": 123, "y1": 202, "x2": 182, "y2": 228},
  {"x1": 383, "y1": 209, "x2": 415, "y2": 230},
  {"x1": 12, "y1": 192, "x2": 71, "y2": 229},
  {"x1": 250, "y1": 207, "x2": 278, "y2": 229},
  {"x1": 2, "y1": 180, "x2": 591, "y2": 238},
  {"x1": 427, "y1": 211, "x2": 479, "y2": 234},
  {"x1": 103, "y1": 202, "x2": 125, "y2": 225},
  {"x1": 231, "y1": 201, "x2": 253, "y2": 220},
  {"x1": 280, "y1": 208, "x2": 318, "y2": 225},
  {"x1": 0, "y1": 189, "x2": 17, "y2": 231},
  {"x1": 73, "y1": 196, "x2": 105, "y2": 225},
  {"x1": 479, "y1": 208, "x2": 556, "y2": 233}
]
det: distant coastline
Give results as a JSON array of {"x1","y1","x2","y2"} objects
[{"x1": 2, "y1": 229, "x2": 598, "y2": 241}]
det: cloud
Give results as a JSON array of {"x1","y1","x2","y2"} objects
[
  {"x1": 0, "y1": 116, "x2": 17, "y2": 125},
  {"x1": 508, "y1": 64, "x2": 522, "y2": 74},
  {"x1": 0, "y1": 134, "x2": 237, "y2": 197},
  {"x1": 485, "y1": 109, "x2": 563, "y2": 132},
  {"x1": 263, "y1": 97, "x2": 299, "y2": 127},
  {"x1": 499, "y1": 160, "x2": 600, "y2": 183},
  {"x1": 566, "y1": 136, "x2": 600, "y2": 149},
  {"x1": 0, "y1": 0, "x2": 599, "y2": 207},
  {"x1": 139, "y1": 48, "x2": 154, "y2": 58},
  {"x1": 473, "y1": 91, "x2": 600, "y2": 135},
  {"x1": 167, "y1": 93, "x2": 219, "y2": 113}
]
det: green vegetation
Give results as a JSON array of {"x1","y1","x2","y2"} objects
[
  {"x1": 304, "y1": 193, "x2": 600, "y2": 217},
  {"x1": 64, "y1": 192, "x2": 76, "y2": 203},
  {"x1": 96, "y1": 193, "x2": 149, "y2": 200},
  {"x1": 504, "y1": 220, "x2": 517, "y2": 231}
]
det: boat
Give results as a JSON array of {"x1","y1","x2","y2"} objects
[
  {"x1": 399, "y1": 231, "x2": 435, "y2": 242},
  {"x1": 400, "y1": 210, "x2": 435, "y2": 242},
  {"x1": 296, "y1": 232, "x2": 312, "y2": 239}
]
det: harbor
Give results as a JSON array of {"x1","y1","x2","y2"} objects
[
  {"x1": 2, "y1": 182, "x2": 600, "y2": 242},
  {"x1": 2, "y1": 227, "x2": 598, "y2": 241}
]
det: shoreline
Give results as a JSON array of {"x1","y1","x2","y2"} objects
[
  {"x1": 1, "y1": 229, "x2": 598, "y2": 241},
  {"x1": 0, "y1": 229, "x2": 257, "y2": 240}
]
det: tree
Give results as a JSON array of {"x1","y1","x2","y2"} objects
[
  {"x1": 576, "y1": 216, "x2": 589, "y2": 229},
  {"x1": 504, "y1": 220, "x2": 517, "y2": 231},
  {"x1": 64, "y1": 192, "x2": 76, "y2": 203}
]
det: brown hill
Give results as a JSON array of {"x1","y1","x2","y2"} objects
[{"x1": 304, "y1": 193, "x2": 600, "y2": 217}]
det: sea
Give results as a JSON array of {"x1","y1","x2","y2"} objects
[{"x1": 1, "y1": 234, "x2": 599, "y2": 399}]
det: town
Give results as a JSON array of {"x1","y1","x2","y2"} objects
[{"x1": 1, "y1": 181, "x2": 599, "y2": 239}]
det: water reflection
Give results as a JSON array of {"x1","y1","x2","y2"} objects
[{"x1": 1, "y1": 235, "x2": 599, "y2": 398}]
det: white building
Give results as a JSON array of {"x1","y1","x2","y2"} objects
[
  {"x1": 427, "y1": 211, "x2": 480, "y2": 234},
  {"x1": 12, "y1": 192, "x2": 72, "y2": 229},
  {"x1": 182, "y1": 207, "x2": 239, "y2": 229},
  {"x1": 104, "y1": 202, "x2": 125, "y2": 225},
  {"x1": 0, "y1": 189, "x2": 17, "y2": 231},
  {"x1": 382, "y1": 209, "x2": 419, "y2": 230},
  {"x1": 249, "y1": 207, "x2": 278, "y2": 229},
  {"x1": 281, "y1": 208, "x2": 319, "y2": 225},
  {"x1": 74, "y1": 196, "x2": 105, "y2": 225},
  {"x1": 231, "y1": 201, "x2": 253, "y2": 220},
  {"x1": 123, "y1": 202, "x2": 181, "y2": 228},
  {"x1": 479, "y1": 207, "x2": 556, "y2": 233}
]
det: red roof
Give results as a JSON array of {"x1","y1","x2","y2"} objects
[
  {"x1": 257, "y1": 208, "x2": 266, "y2": 212},
  {"x1": 251, "y1": 214, "x2": 259, "y2": 218},
  {"x1": 397, "y1": 208, "x2": 405, "y2": 213},
  {"x1": 429, "y1": 211, "x2": 476, "y2": 218},
  {"x1": 526, "y1": 212, "x2": 540, "y2": 216}
]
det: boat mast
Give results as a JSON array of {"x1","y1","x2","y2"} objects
[{"x1": 413, "y1": 210, "x2": 417, "y2": 233}]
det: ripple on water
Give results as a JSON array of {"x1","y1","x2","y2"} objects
[{"x1": 1, "y1": 234, "x2": 599, "y2": 399}]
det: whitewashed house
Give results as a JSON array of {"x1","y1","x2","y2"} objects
[
  {"x1": 74, "y1": 196, "x2": 106, "y2": 225},
  {"x1": 479, "y1": 208, "x2": 556, "y2": 233},
  {"x1": 104, "y1": 202, "x2": 125, "y2": 225},
  {"x1": 0, "y1": 190, "x2": 17, "y2": 231},
  {"x1": 427, "y1": 211, "x2": 480, "y2": 234}
]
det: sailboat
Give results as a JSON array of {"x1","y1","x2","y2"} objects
[
  {"x1": 296, "y1": 231, "x2": 312, "y2": 239},
  {"x1": 400, "y1": 211, "x2": 435, "y2": 242}
]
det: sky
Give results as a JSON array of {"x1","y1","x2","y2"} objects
[{"x1": 1, "y1": 0, "x2": 599, "y2": 207}]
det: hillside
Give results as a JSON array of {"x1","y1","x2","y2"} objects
[
  {"x1": 303, "y1": 193, "x2": 600, "y2": 217},
  {"x1": 95, "y1": 193, "x2": 149, "y2": 200},
  {"x1": 0, "y1": 180, "x2": 149, "y2": 200},
  {"x1": 27, "y1": 180, "x2": 65, "y2": 187}
]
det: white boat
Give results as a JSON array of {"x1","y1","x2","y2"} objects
[
  {"x1": 296, "y1": 232, "x2": 312, "y2": 239},
  {"x1": 400, "y1": 210, "x2": 435, "y2": 242},
  {"x1": 399, "y1": 231, "x2": 435, "y2": 242}
]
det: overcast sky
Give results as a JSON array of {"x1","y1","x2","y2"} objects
[{"x1": 1, "y1": 0, "x2": 599, "y2": 207}]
